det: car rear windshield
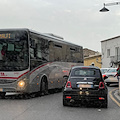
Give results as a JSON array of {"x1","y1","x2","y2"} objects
[
  {"x1": 107, "y1": 69, "x2": 117, "y2": 73},
  {"x1": 100, "y1": 68, "x2": 109, "y2": 74},
  {"x1": 71, "y1": 68, "x2": 101, "y2": 77}
]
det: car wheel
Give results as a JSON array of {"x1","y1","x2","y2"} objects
[
  {"x1": 103, "y1": 102, "x2": 108, "y2": 108},
  {"x1": 63, "y1": 98, "x2": 68, "y2": 106},
  {"x1": 103, "y1": 95, "x2": 108, "y2": 108}
]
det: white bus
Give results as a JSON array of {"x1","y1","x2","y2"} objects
[{"x1": 0, "y1": 28, "x2": 83, "y2": 98}]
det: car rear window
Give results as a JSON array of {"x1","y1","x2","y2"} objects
[
  {"x1": 100, "y1": 69, "x2": 109, "y2": 74},
  {"x1": 107, "y1": 69, "x2": 117, "y2": 73},
  {"x1": 71, "y1": 68, "x2": 101, "y2": 77}
]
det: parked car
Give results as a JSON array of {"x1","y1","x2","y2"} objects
[
  {"x1": 100, "y1": 68, "x2": 110, "y2": 75},
  {"x1": 103, "y1": 68, "x2": 118, "y2": 86},
  {"x1": 63, "y1": 66, "x2": 108, "y2": 108}
]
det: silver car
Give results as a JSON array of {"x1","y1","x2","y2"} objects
[
  {"x1": 103, "y1": 68, "x2": 118, "y2": 86},
  {"x1": 100, "y1": 68, "x2": 110, "y2": 74}
]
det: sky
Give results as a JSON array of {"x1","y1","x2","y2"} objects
[{"x1": 0, "y1": 0, "x2": 120, "y2": 52}]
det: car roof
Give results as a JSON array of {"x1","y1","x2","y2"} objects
[
  {"x1": 100, "y1": 68, "x2": 116, "y2": 69},
  {"x1": 106, "y1": 68, "x2": 117, "y2": 69},
  {"x1": 100, "y1": 68, "x2": 109, "y2": 69},
  {"x1": 72, "y1": 66, "x2": 99, "y2": 70}
]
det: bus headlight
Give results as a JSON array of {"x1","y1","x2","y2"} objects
[{"x1": 18, "y1": 80, "x2": 25, "y2": 88}]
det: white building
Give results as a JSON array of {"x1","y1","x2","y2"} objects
[{"x1": 101, "y1": 36, "x2": 120, "y2": 68}]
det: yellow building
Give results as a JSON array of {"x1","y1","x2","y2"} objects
[{"x1": 84, "y1": 54, "x2": 102, "y2": 68}]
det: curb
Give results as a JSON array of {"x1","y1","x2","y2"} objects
[{"x1": 109, "y1": 88, "x2": 120, "y2": 107}]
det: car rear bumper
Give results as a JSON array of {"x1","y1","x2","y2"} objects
[
  {"x1": 63, "y1": 90, "x2": 107, "y2": 102},
  {"x1": 63, "y1": 94, "x2": 106, "y2": 101}
]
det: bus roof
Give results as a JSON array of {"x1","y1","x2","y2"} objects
[
  {"x1": 30, "y1": 29, "x2": 83, "y2": 48},
  {"x1": 0, "y1": 28, "x2": 83, "y2": 48}
]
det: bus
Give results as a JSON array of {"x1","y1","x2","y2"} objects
[{"x1": 0, "y1": 28, "x2": 83, "y2": 98}]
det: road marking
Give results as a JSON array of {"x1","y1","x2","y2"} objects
[{"x1": 109, "y1": 88, "x2": 120, "y2": 107}]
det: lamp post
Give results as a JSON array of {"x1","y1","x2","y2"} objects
[
  {"x1": 100, "y1": 2, "x2": 120, "y2": 95},
  {"x1": 99, "y1": 2, "x2": 120, "y2": 12}
]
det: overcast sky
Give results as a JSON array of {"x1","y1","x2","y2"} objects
[{"x1": 0, "y1": 0, "x2": 120, "y2": 52}]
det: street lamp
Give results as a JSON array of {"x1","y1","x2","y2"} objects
[
  {"x1": 100, "y1": 1, "x2": 120, "y2": 95},
  {"x1": 99, "y1": 3, "x2": 109, "y2": 12},
  {"x1": 99, "y1": 2, "x2": 120, "y2": 12}
]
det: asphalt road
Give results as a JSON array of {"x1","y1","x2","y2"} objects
[{"x1": 0, "y1": 85, "x2": 119, "y2": 120}]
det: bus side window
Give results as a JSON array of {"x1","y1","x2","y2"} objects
[
  {"x1": 30, "y1": 48, "x2": 34, "y2": 58},
  {"x1": 36, "y1": 43, "x2": 42, "y2": 59},
  {"x1": 30, "y1": 38, "x2": 35, "y2": 48},
  {"x1": 30, "y1": 38, "x2": 35, "y2": 59}
]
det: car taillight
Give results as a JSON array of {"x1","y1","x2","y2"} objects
[
  {"x1": 99, "y1": 82, "x2": 105, "y2": 89},
  {"x1": 99, "y1": 97, "x2": 105, "y2": 100},
  {"x1": 66, "y1": 96, "x2": 71, "y2": 99},
  {"x1": 66, "y1": 81, "x2": 72, "y2": 88}
]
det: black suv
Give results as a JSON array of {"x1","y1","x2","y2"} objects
[{"x1": 63, "y1": 66, "x2": 108, "y2": 108}]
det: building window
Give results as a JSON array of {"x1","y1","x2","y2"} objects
[
  {"x1": 107, "y1": 49, "x2": 110, "y2": 58},
  {"x1": 115, "y1": 47, "x2": 119, "y2": 55},
  {"x1": 115, "y1": 47, "x2": 120, "y2": 61}
]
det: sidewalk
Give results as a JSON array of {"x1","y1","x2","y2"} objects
[{"x1": 109, "y1": 88, "x2": 120, "y2": 107}]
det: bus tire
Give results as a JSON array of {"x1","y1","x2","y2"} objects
[{"x1": 40, "y1": 77, "x2": 48, "y2": 96}]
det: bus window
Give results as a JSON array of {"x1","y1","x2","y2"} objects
[
  {"x1": 0, "y1": 30, "x2": 29, "y2": 71},
  {"x1": 36, "y1": 43, "x2": 42, "y2": 59},
  {"x1": 39, "y1": 38, "x2": 49, "y2": 61},
  {"x1": 8, "y1": 43, "x2": 14, "y2": 51},
  {"x1": 54, "y1": 43, "x2": 62, "y2": 61},
  {"x1": 30, "y1": 38, "x2": 35, "y2": 48},
  {"x1": 30, "y1": 48, "x2": 35, "y2": 58}
]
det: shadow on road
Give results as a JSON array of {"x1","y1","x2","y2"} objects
[{"x1": 0, "y1": 88, "x2": 62, "y2": 100}]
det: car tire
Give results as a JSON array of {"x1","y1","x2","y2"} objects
[
  {"x1": 103, "y1": 95, "x2": 108, "y2": 108},
  {"x1": 63, "y1": 98, "x2": 68, "y2": 106},
  {"x1": 102, "y1": 101, "x2": 108, "y2": 108}
]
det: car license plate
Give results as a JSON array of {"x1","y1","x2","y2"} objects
[
  {"x1": 79, "y1": 91, "x2": 90, "y2": 95},
  {"x1": 0, "y1": 88, "x2": 3, "y2": 92},
  {"x1": 78, "y1": 84, "x2": 93, "y2": 88}
]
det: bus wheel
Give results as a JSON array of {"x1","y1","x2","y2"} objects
[
  {"x1": 40, "y1": 77, "x2": 48, "y2": 96},
  {"x1": 0, "y1": 92, "x2": 6, "y2": 99}
]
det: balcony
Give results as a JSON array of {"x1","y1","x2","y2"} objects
[{"x1": 110, "y1": 55, "x2": 120, "y2": 63}]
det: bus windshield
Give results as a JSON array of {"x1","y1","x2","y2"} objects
[{"x1": 0, "y1": 30, "x2": 29, "y2": 71}]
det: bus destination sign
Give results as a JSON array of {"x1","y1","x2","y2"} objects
[{"x1": 0, "y1": 33, "x2": 11, "y2": 39}]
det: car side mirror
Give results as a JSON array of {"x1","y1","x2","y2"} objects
[{"x1": 104, "y1": 76, "x2": 108, "y2": 80}]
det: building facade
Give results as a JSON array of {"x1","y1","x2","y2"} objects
[
  {"x1": 83, "y1": 48, "x2": 98, "y2": 57},
  {"x1": 83, "y1": 48, "x2": 102, "y2": 68},
  {"x1": 101, "y1": 36, "x2": 120, "y2": 68},
  {"x1": 84, "y1": 54, "x2": 102, "y2": 68}
]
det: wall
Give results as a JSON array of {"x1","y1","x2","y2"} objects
[
  {"x1": 83, "y1": 48, "x2": 97, "y2": 57},
  {"x1": 101, "y1": 36, "x2": 120, "y2": 68},
  {"x1": 84, "y1": 55, "x2": 102, "y2": 68}
]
